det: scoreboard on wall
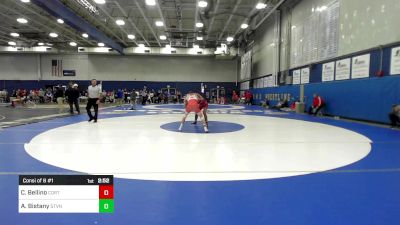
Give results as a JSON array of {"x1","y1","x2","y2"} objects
[{"x1": 19, "y1": 175, "x2": 114, "y2": 213}]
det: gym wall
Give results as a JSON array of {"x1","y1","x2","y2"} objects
[
  {"x1": 247, "y1": 0, "x2": 400, "y2": 124},
  {"x1": 0, "y1": 54, "x2": 237, "y2": 82}
]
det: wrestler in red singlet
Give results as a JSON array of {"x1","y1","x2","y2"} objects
[{"x1": 179, "y1": 92, "x2": 208, "y2": 133}]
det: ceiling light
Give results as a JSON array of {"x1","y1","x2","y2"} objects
[
  {"x1": 165, "y1": 44, "x2": 171, "y2": 48},
  {"x1": 94, "y1": 0, "x2": 106, "y2": 4},
  {"x1": 196, "y1": 22, "x2": 204, "y2": 28},
  {"x1": 115, "y1": 19, "x2": 125, "y2": 26},
  {"x1": 145, "y1": 0, "x2": 156, "y2": 6},
  {"x1": 155, "y1": 21, "x2": 164, "y2": 27},
  {"x1": 227, "y1": 36, "x2": 234, "y2": 42},
  {"x1": 241, "y1": 23, "x2": 249, "y2": 29},
  {"x1": 17, "y1": 18, "x2": 28, "y2": 24},
  {"x1": 98, "y1": 43, "x2": 105, "y2": 47},
  {"x1": 159, "y1": 35, "x2": 167, "y2": 40},
  {"x1": 127, "y1": 34, "x2": 136, "y2": 39},
  {"x1": 69, "y1": 42, "x2": 77, "y2": 47},
  {"x1": 49, "y1": 33, "x2": 58, "y2": 38},
  {"x1": 20, "y1": 0, "x2": 30, "y2": 2},
  {"x1": 193, "y1": 44, "x2": 200, "y2": 49},
  {"x1": 138, "y1": 44, "x2": 145, "y2": 48},
  {"x1": 196, "y1": 36, "x2": 203, "y2": 41},
  {"x1": 38, "y1": 42, "x2": 44, "y2": 46},
  {"x1": 198, "y1": 0, "x2": 208, "y2": 8},
  {"x1": 82, "y1": 33, "x2": 89, "y2": 38},
  {"x1": 256, "y1": 3, "x2": 267, "y2": 9},
  {"x1": 10, "y1": 33, "x2": 20, "y2": 37},
  {"x1": 57, "y1": 18, "x2": 64, "y2": 24},
  {"x1": 8, "y1": 41, "x2": 16, "y2": 46}
]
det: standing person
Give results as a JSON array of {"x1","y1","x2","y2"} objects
[
  {"x1": 192, "y1": 96, "x2": 209, "y2": 126},
  {"x1": 308, "y1": 94, "x2": 325, "y2": 115},
  {"x1": 86, "y1": 79, "x2": 102, "y2": 123},
  {"x1": 130, "y1": 89, "x2": 138, "y2": 110},
  {"x1": 65, "y1": 84, "x2": 80, "y2": 114},
  {"x1": 141, "y1": 90, "x2": 148, "y2": 105},
  {"x1": 179, "y1": 92, "x2": 208, "y2": 133},
  {"x1": 54, "y1": 86, "x2": 65, "y2": 113},
  {"x1": 232, "y1": 90, "x2": 239, "y2": 104},
  {"x1": 116, "y1": 89, "x2": 124, "y2": 106}
]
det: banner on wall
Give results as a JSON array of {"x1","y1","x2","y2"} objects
[
  {"x1": 322, "y1": 62, "x2": 335, "y2": 82},
  {"x1": 390, "y1": 46, "x2": 400, "y2": 75},
  {"x1": 335, "y1": 58, "x2": 351, "y2": 80},
  {"x1": 301, "y1": 68, "x2": 310, "y2": 84},
  {"x1": 293, "y1": 70, "x2": 301, "y2": 85},
  {"x1": 240, "y1": 51, "x2": 252, "y2": 81},
  {"x1": 351, "y1": 54, "x2": 370, "y2": 79}
]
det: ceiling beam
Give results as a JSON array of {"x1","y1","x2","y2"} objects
[
  {"x1": 218, "y1": 0, "x2": 242, "y2": 40},
  {"x1": 30, "y1": 0, "x2": 124, "y2": 54},
  {"x1": 206, "y1": 0, "x2": 220, "y2": 41},
  {"x1": 0, "y1": 2, "x2": 87, "y2": 45},
  {"x1": 83, "y1": 4, "x2": 128, "y2": 46},
  {"x1": 113, "y1": 1, "x2": 147, "y2": 47},
  {"x1": 133, "y1": 0, "x2": 162, "y2": 47},
  {"x1": 234, "y1": 7, "x2": 258, "y2": 36},
  {"x1": 156, "y1": 0, "x2": 169, "y2": 41}
]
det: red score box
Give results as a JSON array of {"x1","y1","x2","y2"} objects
[{"x1": 99, "y1": 185, "x2": 114, "y2": 199}]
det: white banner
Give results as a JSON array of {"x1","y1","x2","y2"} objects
[
  {"x1": 335, "y1": 58, "x2": 351, "y2": 80},
  {"x1": 293, "y1": 70, "x2": 301, "y2": 85},
  {"x1": 390, "y1": 46, "x2": 400, "y2": 75},
  {"x1": 240, "y1": 51, "x2": 252, "y2": 80},
  {"x1": 322, "y1": 62, "x2": 335, "y2": 82},
  {"x1": 301, "y1": 68, "x2": 310, "y2": 84},
  {"x1": 351, "y1": 54, "x2": 370, "y2": 79}
]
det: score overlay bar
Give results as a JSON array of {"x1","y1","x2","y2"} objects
[{"x1": 19, "y1": 175, "x2": 114, "y2": 213}]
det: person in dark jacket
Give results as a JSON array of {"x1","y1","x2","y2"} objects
[
  {"x1": 389, "y1": 104, "x2": 400, "y2": 128},
  {"x1": 65, "y1": 84, "x2": 80, "y2": 114}
]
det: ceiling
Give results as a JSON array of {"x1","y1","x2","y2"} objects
[{"x1": 0, "y1": 0, "x2": 280, "y2": 50}]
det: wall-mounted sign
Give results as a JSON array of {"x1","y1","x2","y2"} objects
[
  {"x1": 390, "y1": 46, "x2": 400, "y2": 75},
  {"x1": 63, "y1": 70, "x2": 76, "y2": 77},
  {"x1": 322, "y1": 62, "x2": 335, "y2": 82},
  {"x1": 293, "y1": 70, "x2": 301, "y2": 85},
  {"x1": 335, "y1": 58, "x2": 351, "y2": 80},
  {"x1": 351, "y1": 54, "x2": 370, "y2": 79},
  {"x1": 301, "y1": 68, "x2": 310, "y2": 84}
]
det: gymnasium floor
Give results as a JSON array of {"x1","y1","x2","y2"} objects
[{"x1": 1, "y1": 104, "x2": 399, "y2": 225}]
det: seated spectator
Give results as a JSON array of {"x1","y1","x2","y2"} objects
[
  {"x1": 232, "y1": 91, "x2": 239, "y2": 104},
  {"x1": 389, "y1": 104, "x2": 400, "y2": 128},
  {"x1": 308, "y1": 94, "x2": 325, "y2": 115},
  {"x1": 272, "y1": 98, "x2": 289, "y2": 110}
]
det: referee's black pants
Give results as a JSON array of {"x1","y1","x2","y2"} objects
[{"x1": 86, "y1": 98, "x2": 99, "y2": 120}]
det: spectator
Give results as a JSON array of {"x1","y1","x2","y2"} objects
[
  {"x1": 308, "y1": 94, "x2": 325, "y2": 115},
  {"x1": 272, "y1": 98, "x2": 289, "y2": 110},
  {"x1": 54, "y1": 86, "x2": 65, "y2": 113},
  {"x1": 141, "y1": 90, "x2": 148, "y2": 105},
  {"x1": 244, "y1": 90, "x2": 253, "y2": 105},
  {"x1": 65, "y1": 84, "x2": 80, "y2": 114},
  {"x1": 389, "y1": 104, "x2": 400, "y2": 128},
  {"x1": 38, "y1": 89, "x2": 45, "y2": 103},
  {"x1": 116, "y1": 89, "x2": 124, "y2": 106},
  {"x1": 232, "y1": 90, "x2": 239, "y2": 104},
  {"x1": 130, "y1": 89, "x2": 137, "y2": 110}
]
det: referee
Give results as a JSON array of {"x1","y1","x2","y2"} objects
[{"x1": 86, "y1": 79, "x2": 102, "y2": 123}]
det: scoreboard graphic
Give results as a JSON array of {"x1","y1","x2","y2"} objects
[{"x1": 18, "y1": 175, "x2": 114, "y2": 213}]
